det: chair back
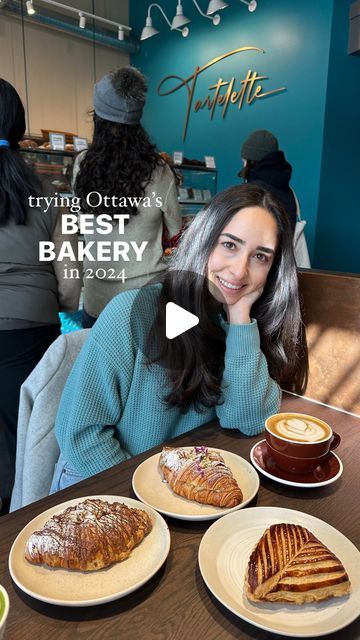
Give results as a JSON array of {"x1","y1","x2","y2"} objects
[{"x1": 10, "y1": 329, "x2": 90, "y2": 511}]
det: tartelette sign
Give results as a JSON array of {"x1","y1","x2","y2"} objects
[{"x1": 157, "y1": 47, "x2": 286, "y2": 141}]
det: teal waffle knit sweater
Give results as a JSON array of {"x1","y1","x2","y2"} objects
[{"x1": 55, "y1": 288, "x2": 281, "y2": 478}]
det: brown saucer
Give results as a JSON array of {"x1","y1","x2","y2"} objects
[{"x1": 250, "y1": 440, "x2": 343, "y2": 488}]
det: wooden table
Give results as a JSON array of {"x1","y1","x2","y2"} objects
[{"x1": 1, "y1": 393, "x2": 359, "y2": 640}]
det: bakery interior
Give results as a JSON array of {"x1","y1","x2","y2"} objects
[{"x1": 0, "y1": 1, "x2": 360, "y2": 638}]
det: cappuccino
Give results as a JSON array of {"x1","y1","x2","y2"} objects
[{"x1": 267, "y1": 414, "x2": 331, "y2": 443}]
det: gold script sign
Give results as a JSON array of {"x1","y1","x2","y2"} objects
[{"x1": 157, "y1": 47, "x2": 285, "y2": 141}]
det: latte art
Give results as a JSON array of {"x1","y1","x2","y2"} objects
[{"x1": 271, "y1": 417, "x2": 330, "y2": 442}]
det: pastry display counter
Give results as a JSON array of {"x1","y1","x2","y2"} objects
[
  {"x1": 20, "y1": 148, "x2": 75, "y2": 196},
  {"x1": 173, "y1": 164, "x2": 218, "y2": 219}
]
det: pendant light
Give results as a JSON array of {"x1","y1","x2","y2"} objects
[
  {"x1": 206, "y1": 0, "x2": 228, "y2": 15},
  {"x1": 171, "y1": 1, "x2": 191, "y2": 30},
  {"x1": 141, "y1": 3, "x2": 189, "y2": 41}
]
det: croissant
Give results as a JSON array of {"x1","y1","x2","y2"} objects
[
  {"x1": 245, "y1": 523, "x2": 351, "y2": 604},
  {"x1": 25, "y1": 498, "x2": 152, "y2": 571},
  {"x1": 159, "y1": 446, "x2": 243, "y2": 508}
]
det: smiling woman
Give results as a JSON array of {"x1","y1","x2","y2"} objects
[
  {"x1": 50, "y1": 183, "x2": 308, "y2": 492},
  {"x1": 207, "y1": 205, "x2": 278, "y2": 325}
]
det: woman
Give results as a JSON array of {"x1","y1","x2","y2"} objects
[
  {"x1": 0, "y1": 79, "x2": 81, "y2": 509},
  {"x1": 239, "y1": 129, "x2": 297, "y2": 234},
  {"x1": 74, "y1": 66, "x2": 182, "y2": 327},
  {"x1": 50, "y1": 183, "x2": 308, "y2": 492}
]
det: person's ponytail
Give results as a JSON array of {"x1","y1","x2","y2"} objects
[{"x1": 0, "y1": 79, "x2": 40, "y2": 225}]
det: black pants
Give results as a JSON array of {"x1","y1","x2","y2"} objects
[
  {"x1": 82, "y1": 307, "x2": 97, "y2": 329},
  {"x1": 0, "y1": 324, "x2": 60, "y2": 509}
]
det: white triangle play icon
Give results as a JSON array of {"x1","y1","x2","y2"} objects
[{"x1": 166, "y1": 302, "x2": 199, "y2": 339}]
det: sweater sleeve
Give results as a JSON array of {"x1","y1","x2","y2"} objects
[
  {"x1": 215, "y1": 320, "x2": 281, "y2": 435},
  {"x1": 51, "y1": 209, "x2": 82, "y2": 312},
  {"x1": 162, "y1": 166, "x2": 182, "y2": 238},
  {"x1": 54, "y1": 331, "x2": 133, "y2": 478}
]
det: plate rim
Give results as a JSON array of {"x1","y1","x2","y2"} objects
[
  {"x1": 198, "y1": 505, "x2": 359, "y2": 638},
  {"x1": 250, "y1": 440, "x2": 343, "y2": 488},
  {"x1": 8, "y1": 494, "x2": 171, "y2": 607},
  {"x1": 132, "y1": 447, "x2": 260, "y2": 521}
]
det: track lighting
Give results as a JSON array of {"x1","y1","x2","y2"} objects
[
  {"x1": 239, "y1": 0, "x2": 257, "y2": 12},
  {"x1": 141, "y1": 4, "x2": 189, "y2": 41},
  {"x1": 26, "y1": 0, "x2": 36, "y2": 15},
  {"x1": 24, "y1": 0, "x2": 131, "y2": 40}
]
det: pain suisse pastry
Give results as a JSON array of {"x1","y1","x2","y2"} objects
[
  {"x1": 159, "y1": 446, "x2": 243, "y2": 508},
  {"x1": 245, "y1": 523, "x2": 351, "y2": 604},
  {"x1": 25, "y1": 498, "x2": 152, "y2": 571}
]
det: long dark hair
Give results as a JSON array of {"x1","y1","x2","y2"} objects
[
  {"x1": 74, "y1": 114, "x2": 163, "y2": 219},
  {"x1": 0, "y1": 79, "x2": 40, "y2": 225},
  {"x1": 149, "y1": 183, "x2": 308, "y2": 411}
]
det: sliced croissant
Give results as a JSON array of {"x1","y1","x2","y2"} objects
[
  {"x1": 159, "y1": 446, "x2": 243, "y2": 508},
  {"x1": 25, "y1": 498, "x2": 152, "y2": 571},
  {"x1": 245, "y1": 523, "x2": 351, "y2": 604}
]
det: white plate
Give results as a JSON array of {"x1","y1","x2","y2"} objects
[
  {"x1": 132, "y1": 448, "x2": 259, "y2": 521},
  {"x1": 9, "y1": 495, "x2": 170, "y2": 607},
  {"x1": 198, "y1": 506, "x2": 360, "y2": 637}
]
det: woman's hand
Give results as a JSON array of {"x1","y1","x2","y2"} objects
[{"x1": 226, "y1": 286, "x2": 264, "y2": 325}]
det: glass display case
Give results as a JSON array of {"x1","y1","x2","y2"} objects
[
  {"x1": 173, "y1": 164, "x2": 218, "y2": 219},
  {"x1": 162, "y1": 164, "x2": 218, "y2": 250},
  {"x1": 20, "y1": 148, "x2": 74, "y2": 196}
]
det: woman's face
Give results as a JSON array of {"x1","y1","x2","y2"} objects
[{"x1": 207, "y1": 206, "x2": 278, "y2": 305}]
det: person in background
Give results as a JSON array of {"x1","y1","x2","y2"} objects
[
  {"x1": 50, "y1": 183, "x2": 308, "y2": 493},
  {"x1": 0, "y1": 78, "x2": 81, "y2": 512},
  {"x1": 239, "y1": 129, "x2": 297, "y2": 234},
  {"x1": 74, "y1": 66, "x2": 182, "y2": 328}
]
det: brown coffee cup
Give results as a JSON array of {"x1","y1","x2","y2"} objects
[{"x1": 265, "y1": 413, "x2": 341, "y2": 475}]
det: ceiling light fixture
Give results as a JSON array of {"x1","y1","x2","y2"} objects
[
  {"x1": 239, "y1": 0, "x2": 257, "y2": 12},
  {"x1": 206, "y1": 0, "x2": 228, "y2": 16},
  {"x1": 78, "y1": 12, "x2": 85, "y2": 28},
  {"x1": 171, "y1": 1, "x2": 191, "y2": 30},
  {"x1": 189, "y1": 0, "x2": 222, "y2": 26},
  {"x1": 141, "y1": 16, "x2": 160, "y2": 40},
  {"x1": 141, "y1": 4, "x2": 189, "y2": 41},
  {"x1": 26, "y1": 0, "x2": 36, "y2": 15},
  {"x1": 25, "y1": 0, "x2": 131, "y2": 38}
]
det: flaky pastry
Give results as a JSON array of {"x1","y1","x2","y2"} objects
[
  {"x1": 245, "y1": 523, "x2": 351, "y2": 604},
  {"x1": 159, "y1": 446, "x2": 243, "y2": 507},
  {"x1": 25, "y1": 498, "x2": 152, "y2": 571}
]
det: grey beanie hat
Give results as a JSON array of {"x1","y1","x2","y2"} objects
[
  {"x1": 93, "y1": 66, "x2": 147, "y2": 125},
  {"x1": 241, "y1": 129, "x2": 279, "y2": 161}
]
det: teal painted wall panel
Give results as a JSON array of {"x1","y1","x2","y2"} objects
[
  {"x1": 131, "y1": 0, "x2": 334, "y2": 260},
  {"x1": 315, "y1": 0, "x2": 360, "y2": 273}
]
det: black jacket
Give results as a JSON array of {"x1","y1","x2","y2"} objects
[{"x1": 242, "y1": 150, "x2": 297, "y2": 234}]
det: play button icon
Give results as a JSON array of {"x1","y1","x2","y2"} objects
[
  {"x1": 129, "y1": 269, "x2": 225, "y2": 372},
  {"x1": 165, "y1": 302, "x2": 199, "y2": 339}
]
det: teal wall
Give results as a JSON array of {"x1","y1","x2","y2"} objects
[
  {"x1": 131, "y1": 0, "x2": 335, "y2": 262},
  {"x1": 315, "y1": 0, "x2": 360, "y2": 273}
]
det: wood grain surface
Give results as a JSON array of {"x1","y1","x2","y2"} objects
[{"x1": 0, "y1": 393, "x2": 359, "y2": 640}]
